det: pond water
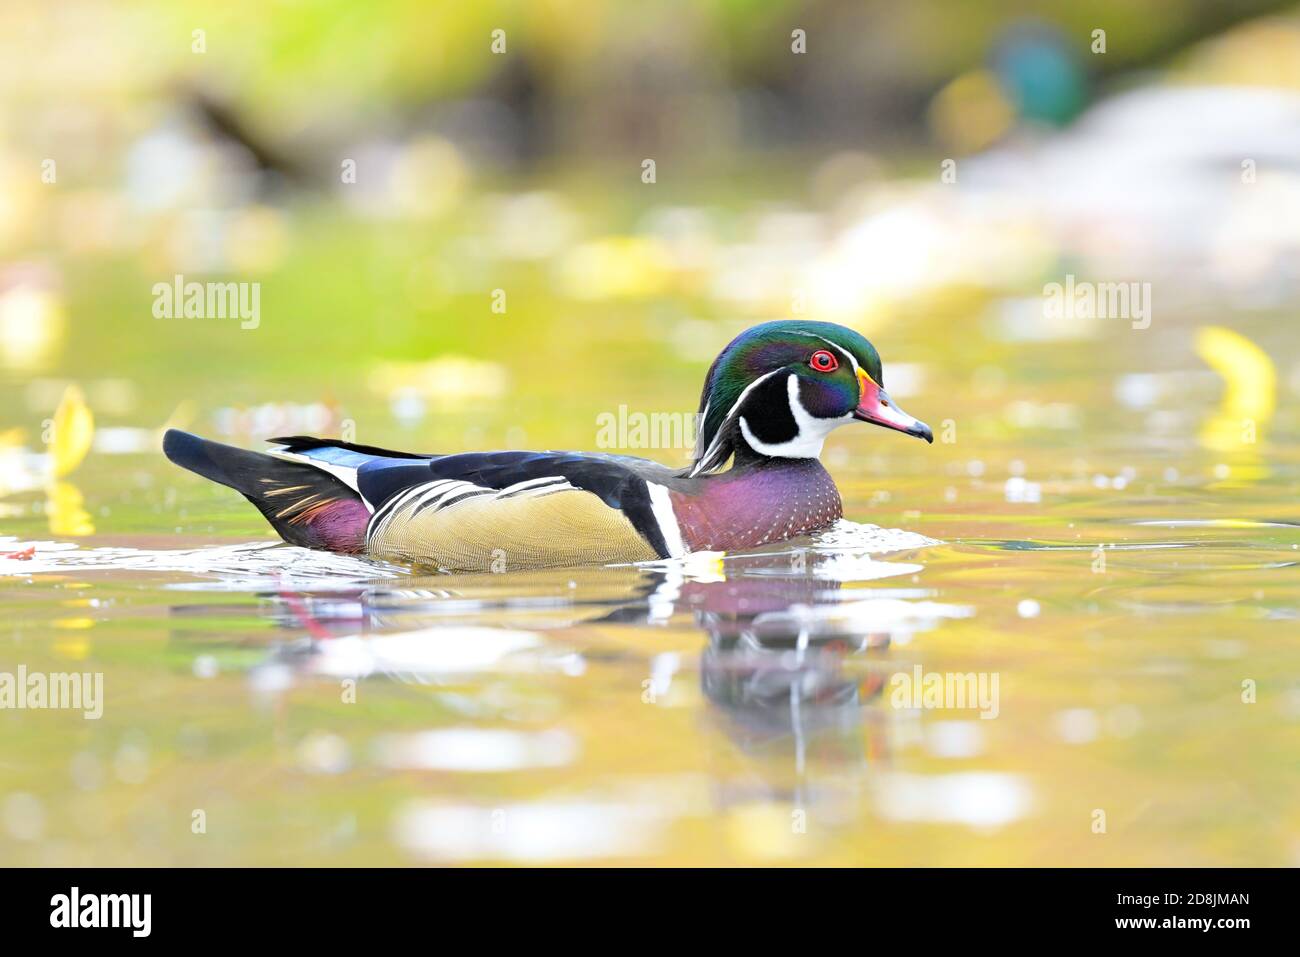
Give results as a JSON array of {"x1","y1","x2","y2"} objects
[{"x1": 2, "y1": 228, "x2": 1298, "y2": 866}]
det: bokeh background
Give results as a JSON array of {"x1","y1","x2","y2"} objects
[
  {"x1": 2, "y1": 0, "x2": 1298, "y2": 459},
  {"x1": 1, "y1": 1, "x2": 1298, "y2": 866}
]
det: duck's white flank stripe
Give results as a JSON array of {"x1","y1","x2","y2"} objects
[{"x1": 646, "y1": 482, "x2": 686, "y2": 558}]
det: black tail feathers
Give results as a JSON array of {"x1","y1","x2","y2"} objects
[{"x1": 162, "y1": 429, "x2": 369, "y2": 552}]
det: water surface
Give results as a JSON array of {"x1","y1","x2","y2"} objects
[{"x1": 3, "y1": 300, "x2": 1296, "y2": 866}]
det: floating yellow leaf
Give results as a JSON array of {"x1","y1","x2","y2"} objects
[
  {"x1": 50, "y1": 384, "x2": 94, "y2": 478},
  {"x1": 681, "y1": 550, "x2": 727, "y2": 583},
  {"x1": 1195, "y1": 325, "x2": 1275, "y2": 453}
]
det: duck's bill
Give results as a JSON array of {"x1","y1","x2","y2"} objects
[{"x1": 854, "y1": 379, "x2": 933, "y2": 443}]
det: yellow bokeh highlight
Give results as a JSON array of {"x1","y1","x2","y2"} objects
[
  {"x1": 53, "y1": 635, "x2": 92, "y2": 659},
  {"x1": 725, "y1": 803, "x2": 814, "y2": 860},
  {"x1": 0, "y1": 284, "x2": 65, "y2": 371},
  {"x1": 928, "y1": 70, "x2": 1014, "y2": 154}
]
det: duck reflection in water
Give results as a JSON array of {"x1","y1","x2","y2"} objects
[
  {"x1": 688, "y1": 558, "x2": 893, "y2": 753},
  {"x1": 243, "y1": 543, "x2": 947, "y2": 811},
  {"x1": 664, "y1": 552, "x2": 907, "y2": 812}
]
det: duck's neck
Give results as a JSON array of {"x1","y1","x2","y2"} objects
[{"x1": 670, "y1": 455, "x2": 842, "y2": 552}]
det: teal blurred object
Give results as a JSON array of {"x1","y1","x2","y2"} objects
[{"x1": 994, "y1": 22, "x2": 1088, "y2": 126}]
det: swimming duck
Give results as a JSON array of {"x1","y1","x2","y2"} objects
[{"x1": 164, "y1": 320, "x2": 932, "y2": 571}]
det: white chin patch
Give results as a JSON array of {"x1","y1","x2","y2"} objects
[{"x1": 738, "y1": 374, "x2": 851, "y2": 459}]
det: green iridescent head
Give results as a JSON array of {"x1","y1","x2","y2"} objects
[{"x1": 689, "y1": 320, "x2": 931, "y2": 475}]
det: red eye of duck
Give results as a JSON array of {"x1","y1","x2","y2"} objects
[{"x1": 809, "y1": 349, "x2": 838, "y2": 373}]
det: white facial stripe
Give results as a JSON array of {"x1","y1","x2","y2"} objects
[
  {"x1": 691, "y1": 334, "x2": 872, "y2": 474},
  {"x1": 812, "y1": 335, "x2": 863, "y2": 379},
  {"x1": 694, "y1": 398, "x2": 710, "y2": 455},
  {"x1": 688, "y1": 368, "x2": 784, "y2": 476},
  {"x1": 737, "y1": 373, "x2": 853, "y2": 459}
]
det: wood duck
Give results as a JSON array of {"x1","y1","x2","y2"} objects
[{"x1": 164, "y1": 320, "x2": 932, "y2": 571}]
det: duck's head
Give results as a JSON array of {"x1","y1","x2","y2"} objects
[{"x1": 689, "y1": 320, "x2": 932, "y2": 476}]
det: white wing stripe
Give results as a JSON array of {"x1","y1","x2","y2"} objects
[
  {"x1": 507, "y1": 481, "x2": 576, "y2": 499},
  {"x1": 496, "y1": 476, "x2": 569, "y2": 497},
  {"x1": 367, "y1": 475, "x2": 583, "y2": 545},
  {"x1": 267, "y1": 449, "x2": 370, "y2": 509},
  {"x1": 414, "y1": 480, "x2": 479, "y2": 511},
  {"x1": 367, "y1": 480, "x2": 454, "y2": 545}
]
